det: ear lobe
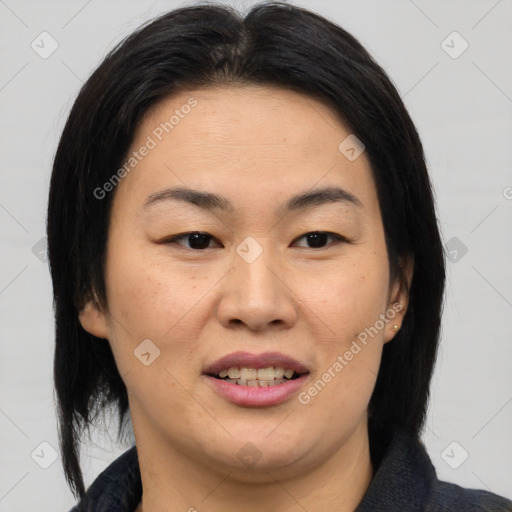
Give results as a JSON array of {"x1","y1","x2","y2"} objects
[{"x1": 78, "y1": 300, "x2": 109, "y2": 339}]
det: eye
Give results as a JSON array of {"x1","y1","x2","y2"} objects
[
  {"x1": 161, "y1": 230, "x2": 347, "y2": 250},
  {"x1": 291, "y1": 231, "x2": 347, "y2": 249},
  {"x1": 162, "y1": 231, "x2": 222, "y2": 250}
]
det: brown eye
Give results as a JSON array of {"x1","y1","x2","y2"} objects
[
  {"x1": 164, "y1": 231, "x2": 222, "y2": 250},
  {"x1": 292, "y1": 231, "x2": 346, "y2": 249}
]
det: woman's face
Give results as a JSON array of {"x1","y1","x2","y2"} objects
[{"x1": 80, "y1": 85, "x2": 408, "y2": 480}]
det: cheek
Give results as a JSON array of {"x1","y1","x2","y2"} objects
[
  {"x1": 103, "y1": 244, "x2": 216, "y2": 373},
  {"x1": 293, "y1": 249, "x2": 389, "y2": 414},
  {"x1": 102, "y1": 257, "x2": 218, "y2": 431},
  {"x1": 296, "y1": 255, "x2": 390, "y2": 340}
]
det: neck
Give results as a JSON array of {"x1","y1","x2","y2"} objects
[{"x1": 133, "y1": 420, "x2": 373, "y2": 512}]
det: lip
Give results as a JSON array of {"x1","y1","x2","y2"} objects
[
  {"x1": 203, "y1": 351, "x2": 309, "y2": 375},
  {"x1": 204, "y1": 373, "x2": 309, "y2": 407},
  {"x1": 203, "y1": 351, "x2": 310, "y2": 407}
]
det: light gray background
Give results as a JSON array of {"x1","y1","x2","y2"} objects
[{"x1": 1, "y1": 0, "x2": 511, "y2": 510}]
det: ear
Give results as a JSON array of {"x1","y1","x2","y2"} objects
[
  {"x1": 78, "y1": 300, "x2": 109, "y2": 339},
  {"x1": 383, "y1": 255, "x2": 414, "y2": 343}
]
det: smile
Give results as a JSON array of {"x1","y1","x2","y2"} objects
[
  {"x1": 213, "y1": 366, "x2": 302, "y2": 387},
  {"x1": 203, "y1": 352, "x2": 310, "y2": 406}
]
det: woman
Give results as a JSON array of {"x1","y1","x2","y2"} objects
[{"x1": 47, "y1": 2, "x2": 512, "y2": 511}]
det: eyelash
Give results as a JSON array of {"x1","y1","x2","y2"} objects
[{"x1": 161, "y1": 231, "x2": 349, "y2": 250}]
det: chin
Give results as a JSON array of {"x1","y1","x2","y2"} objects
[{"x1": 199, "y1": 435, "x2": 313, "y2": 482}]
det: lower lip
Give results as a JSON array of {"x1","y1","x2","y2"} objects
[{"x1": 204, "y1": 374, "x2": 309, "y2": 407}]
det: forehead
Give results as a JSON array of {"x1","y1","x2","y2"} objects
[
  {"x1": 115, "y1": 84, "x2": 376, "y2": 212},
  {"x1": 146, "y1": 84, "x2": 345, "y2": 143}
]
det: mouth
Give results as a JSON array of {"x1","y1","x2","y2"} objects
[
  {"x1": 208, "y1": 366, "x2": 306, "y2": 387},
  {"x1": 203, "y1": 351, "x2": 310, "y2": 406}
]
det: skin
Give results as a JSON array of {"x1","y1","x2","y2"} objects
[{"x1": 80, "y1": 85, "x2": 411, "y2": 512}]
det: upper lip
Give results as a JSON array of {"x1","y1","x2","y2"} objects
[{"x1": 203, "y1": 351, "x2": 310, "y2": 376}]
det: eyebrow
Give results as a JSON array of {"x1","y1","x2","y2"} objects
[{"x1": 143, "y1": 185, "x2": 362, "y2": 213}]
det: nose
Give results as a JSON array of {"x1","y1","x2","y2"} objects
[{"x1": 216, "y1": 242, "x2": 298, "y2": 332}]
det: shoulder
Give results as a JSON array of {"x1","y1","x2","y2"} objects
[
  {"x1": 69, "y1": 445, "x2": 142, "y2": 512},
  {"x1": 357, "y1": 427, "x2": 512, "y2": 512},
  {"x1": 429, "y1": 479, "x2": 512, "y2": 512}
]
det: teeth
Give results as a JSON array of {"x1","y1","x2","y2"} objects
[
  {"x1": 228, "y1": 367, "x2": 240, "y2": 379},
  {"x1": 240, "y1": 368, "x2": 257, "y2": 380},
  {"x1": 274, "y1": 367, "x2": 285, "y2": 378},
  {"x1": 217, "y1": 366, "x2": 297, "y2": 382},
  {"x1": 214, "y1": 365, "x2": 303, "y2": 387},
  {"x1": 257, "y1": 367, "x2": 275, "y2": 380},
  {"x1": 221, "y1": 378, "x2": 286, "y2": 387}
]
